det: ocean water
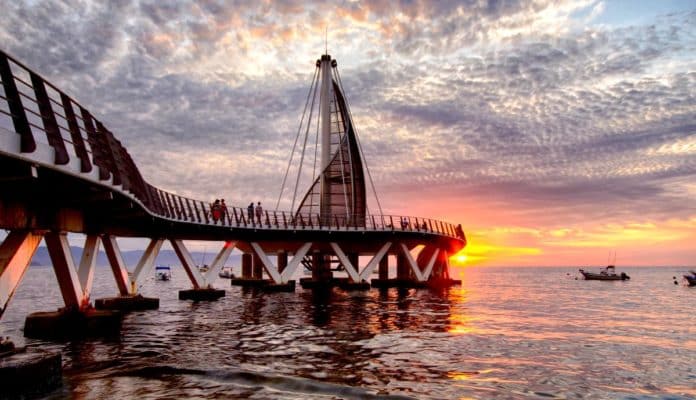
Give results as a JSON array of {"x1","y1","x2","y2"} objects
[{"x1": 1, "y1": 266, "x2": 694, "y2": 399}]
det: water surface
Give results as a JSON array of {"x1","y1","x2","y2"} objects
[{"x1": 1, "y1": 266, "x2": 694, "y2": 399}]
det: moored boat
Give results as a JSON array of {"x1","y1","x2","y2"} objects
[
  {"x1": 218, "y1": 266, "x2": 235, "y2": 279},
  {"x1": 579, "y1": 265, "x2": 629, "y2": 281},
  {"x1": 684, "y1": 270, "x2": 696, "y2": 286},
  {"x1": 155, "y1": 265, "x2": 171, "y2": 281}
]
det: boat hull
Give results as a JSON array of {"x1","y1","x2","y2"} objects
[{"x1": 579, "y1": 269, "x2": 630, "y2": 281}]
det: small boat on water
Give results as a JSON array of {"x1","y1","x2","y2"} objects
[
  {"x1": 683, "y1": 270, "x2": 696, "y2": 286},
  {"x1": 198, "y1": 264, "x2": 209, "y2": 273},
  {"x1": 218, "y1": 266, "x2": 235, "y2": 279},
  {"x1": 155, "y1": 265, "x2": 171, "y2": 281},
  {"x1": 579, "y1": 265, "x2": 630, "y2": 281}
]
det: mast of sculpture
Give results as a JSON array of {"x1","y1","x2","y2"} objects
[
  {"x1": 290, "y1": 53, "x2": 367, "y2": 226},
  {"x1": 319, "y1": 54, "x2": 332, "y2": 224}
]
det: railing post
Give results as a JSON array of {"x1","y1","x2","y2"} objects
[
  {"x1": 192, "y1": 200, "x2": 201, "y2": 222},
  {"x1": 60, "y1": 93, "x2": 92, "y2": 172},
  {"x1": 0, "y1": 52, "x2": 35, "y2": 152},
  {"x1": 273, "y1": 211, "x2": 278, "y2": 228},
  {"x1": 200, "y1": 201, "x2": 209, "y2": 224},
  {"x1": 80, "y1": 109, "x2": 111, "y2": 181},
  {"x1": 30, "y1": 72, "x2": 69, "y2": 165},
  {"x1": 282, "y1": 212, "x2": 287, "y2": 229},
  {"x1": 177, "y1": 197, "x2": 188, "y2": 221}
]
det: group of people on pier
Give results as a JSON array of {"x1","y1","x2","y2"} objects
[
  {"x1": 209, "y1": 199, "x2": 266, "y2": 225},
  {"x1": 208, "y1": 200, "x2": 464, "y2": 239},
  {"x1": 210, "y1": 199, "x2": 228, "y2": 223},
  {"x1": 247, "y1": 202, "x2": 264, "y2": 225}
]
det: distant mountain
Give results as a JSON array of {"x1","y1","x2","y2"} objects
[{"x1": 30, "y1": 246, "x2": 241, "y2": 268}]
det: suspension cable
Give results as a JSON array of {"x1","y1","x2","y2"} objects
[
  {"x1": 291, "y1": 69, "x2": 320, "y2": 213},
  {"x1": 309, "y1": 95, "x2": 320, "y2": 215},
  {"x1": 275, "y1": 67, "x2": 319, "y2": 211},
  {"x1": 335, "y1": 68, "x2": 384, "y2": 216}
]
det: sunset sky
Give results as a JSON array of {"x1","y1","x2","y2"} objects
[{"x1": 1, "y1": 1, "x2": 694, "y2": 267}]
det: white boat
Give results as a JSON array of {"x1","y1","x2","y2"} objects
[
  {"x1": 579, "y1": 265, "x2": 630, "y2": 281},
  {"x1": 218, "y1": 266, "x2": 235, "y2": 279},
  {"x1": 155, "y1": 265, "x2": 171, "y2": 281}
]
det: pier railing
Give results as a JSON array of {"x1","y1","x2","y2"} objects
[{"x1": 0, "y1": 49, "x2": 464, "y2": 240}]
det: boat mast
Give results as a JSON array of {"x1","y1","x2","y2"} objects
[{"x1": 319, "y1": 53, "x2": 332, "y2": 222}]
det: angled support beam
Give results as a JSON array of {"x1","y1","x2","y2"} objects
[
  {"x1": 171, "y1": 239, "x2": 205, "y2": 289},
  {"x1": 205, "y1": 241, "x2": 236, "y2": 283},
  {"x1": 77, "y1": 235, "x2": 100, "y2": 303},
  {"x1": 249, "y1": 242, "x2": 282, "y2": 284},
  {"x1": 421, "y1": 248, "x2": 441, "y2": 281},
  {"x1": 330, "y1": 243, "x2": 361, "y2": 283},
  {"x1": 44, "y1": 232, "x2": 86, "y2": 309},
  {"x1": 280, "y1": 243, "x2": 312, "y2": 283},
  {"x1": 358, "y1": 242, "x2": 392, "y2": 281},
  {"x1": 0, "y1": 231, "x2": 43, "y2": 319},
  {"x1": 131, "y1": 239, "x2": 164, "y2": 290},
  {"x1": 401, "y1": 243, "x2": 440, "y2": 282},
  {"x1": 102, "y1": 235, "x2": 130, "y2": 295}
]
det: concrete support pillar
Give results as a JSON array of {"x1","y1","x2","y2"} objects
[
  {"x1": 241, "y1": 253, "x2": 252, "y2": 278},
  {"x1": 311, "y1": 252, "x2": 320, "y2": 280},
  {"x1": 397, "y1": 253, "x2": 410, "y2": 280},
  {"x1": 277, "y1": 251, "x2": 288, "y2": 273},
  {"x1": 311, "y1": 251, "x2": 331, "y2": 281},
  {"x1": 252, "y1": 253, "x2": 263, "y2": 279},
  {"x1": 378, "y1": 255, "x2": 389, "y2": 280}
]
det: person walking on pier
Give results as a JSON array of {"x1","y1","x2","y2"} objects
[
  {"x1": 220, "y1": 199, "x2": 228, "y2": 224},
  {"x1": 247, "y1": 202, "x2": 254, "y2": 225},
  {"x1": 211, "y1": 199, "x2": 221, "y2": 223},
  {"x1": 255, "y1": 201, "x2": 263, "y2": 225}
]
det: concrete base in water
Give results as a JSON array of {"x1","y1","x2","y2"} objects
[
  {"x1": 427, "y1": 278, "x2": 462, "y2": 288},
  {"x1": 262, "y1": 280, "x2": 296, "y2": 292},
  {"x1": 0, "y1": 347, "x2": 62, "y2": 397},
  {"x1": 24, "y1": 308, "x2": 122, "y2": 340},
  {"x1": 299, "y1": 277, "x2": 370, "y2": 290},
  {"x1": 370, "y1": 279, "x2": 428, "y2": 289},
  {"x1": 94, "y1": 295, "x2": 159, "y2": 311},
  {"x1": 230, "y1": 278, "x2": 270, "y2": 287},
  {"x1": 336, "y1": 280, "x2": 371, "y2": 291},
  {"x1": 299, "y1": 277, "x2": 332, "y2": 289},
  {"x1": 178, "y1": 288, "x2": 226, "y2": 301}
]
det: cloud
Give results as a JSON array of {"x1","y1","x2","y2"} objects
[{"x1": 0, "y1": 0, "x2": 694, "y2": 247}]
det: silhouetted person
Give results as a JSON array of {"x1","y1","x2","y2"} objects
[
  {"x1": 211, "y1": 199, "x2": 221, "y2": 223},
  {"x1": 255, "y1": 201, "x2": 263, "y2": 225},
  {"x1": 455, "y1": 224, "x2": 464, "y2": 239},
  {"x1": 220, "y1": 199, "x2": 228, "y2": 224},
  {"x1": 247, "y1": 202, "x2": 254, "y2": 224}
]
